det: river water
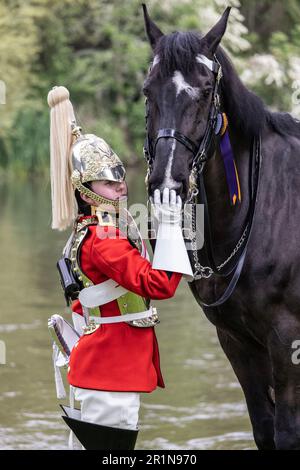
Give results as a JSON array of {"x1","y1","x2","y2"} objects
[{"x1": 0, "y1": 174, "x2": 255, "y2": 450}]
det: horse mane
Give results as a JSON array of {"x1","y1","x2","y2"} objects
[{"x1": 155, "y1": 31, "x2": 300, "y2": 139}]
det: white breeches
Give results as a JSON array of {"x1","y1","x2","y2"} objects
[{"x1": 73, "y1": 386, "x2": 140, "y2": 431}]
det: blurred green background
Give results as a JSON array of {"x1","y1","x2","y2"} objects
[
  {"x1": 0, "y1": 0, "x2": 300, "y2": 177},
  {"x1": 1, "y1": 0, "x2": 300, "y2": 450}
]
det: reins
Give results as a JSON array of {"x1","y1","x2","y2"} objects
[{"x1": 192, "y1": 136, "x2": 261, "y2": 307}]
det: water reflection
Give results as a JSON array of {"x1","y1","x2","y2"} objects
[{"x1": 0, "y1": 176, "x2": 255, "y2": 450}]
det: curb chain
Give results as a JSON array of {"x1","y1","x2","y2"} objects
[{"x1": 189, "y1": 196, "x2": 249, "y2": 279}]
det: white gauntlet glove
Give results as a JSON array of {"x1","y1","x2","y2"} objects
[
  {"x1": 152, "y1": 187, "x2": 182, "y2": 225},
  {"x1": 151, "y1": 188, "x2": 193, "y2": 281}
]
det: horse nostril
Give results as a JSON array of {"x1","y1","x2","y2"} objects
[
  {"x1": 149, "y1": 182, "x2": 159, "y2": 197},
  {"x1": 176, "y1": 183, "x2": 183, "y2": 197}
]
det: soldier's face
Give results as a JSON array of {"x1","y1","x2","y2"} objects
[{"x1": 91, "y1": 179, "x2": 128, "y2": 201}]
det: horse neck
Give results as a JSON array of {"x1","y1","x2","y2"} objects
[{"x1": 202, "y1": 130, "x2": 252, "y2": 258}]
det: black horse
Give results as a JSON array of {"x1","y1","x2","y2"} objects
[{"x1": 142, "y1": 5, "x2": 300, "y2": 450}]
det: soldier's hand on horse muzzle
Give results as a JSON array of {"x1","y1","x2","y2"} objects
[{"x1": 151, "y1": 188, "x2": 182, "y2": 226}]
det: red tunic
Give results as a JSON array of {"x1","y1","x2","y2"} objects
[{"x1": 68, "y1": 220, "x2": 182, "y2": 393}]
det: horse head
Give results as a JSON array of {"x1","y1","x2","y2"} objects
[{"x1": 142, "y1": 4, "x2": 230, "y2": 202}]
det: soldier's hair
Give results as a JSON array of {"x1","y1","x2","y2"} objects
[{"x1": 75, "y1": 187, "x2": 91, "y2": 216}]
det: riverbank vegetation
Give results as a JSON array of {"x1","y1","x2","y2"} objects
[{"x1": 0, "y1": 0, "x2": 299, "y2": 176}]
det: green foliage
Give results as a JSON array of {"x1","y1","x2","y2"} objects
[
  {"x1": 1, "y1": 0, "x2": 300, "y2": 175},
  {"x1": 0, "y1": 1, "x2": 40, "y2": 136},
  {"x1": 240, "y1": 0, "x2": 300, "y2": 113},
  {"x1": 7, "y1": 107, "x2": 50, "y2": 176}
]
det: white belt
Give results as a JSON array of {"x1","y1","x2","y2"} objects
[
  {"x1": 90, "y1": 307, "x2": 154, "y2": 324},
  {"x1": 79, "y1": 279, "x2": 128, "y2": 308}
]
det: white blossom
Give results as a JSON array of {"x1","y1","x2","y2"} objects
[
  {"x1": 241, "y1": 54, "x2": 286, "y2": 87},
  {"x1": 199, "y1": 1, "x2": 250, "y2": 53},
  {"x1": 288, "y1": 57, "x2": 300, "y2": 82}
]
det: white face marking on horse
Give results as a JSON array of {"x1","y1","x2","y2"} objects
[
  {"x1": 162, "y1": 139, "x2": 180, "y2": 190},
  {"x1": 172, "y1": 71, "x2": 200, "y2": 99},
  {"x1": 152, "y1": 55, "x2": 160, "y2": 68}
]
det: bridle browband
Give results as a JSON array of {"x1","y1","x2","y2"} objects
[{"x1": 143, "y1": 53, "x2": 262, "y2": 308}]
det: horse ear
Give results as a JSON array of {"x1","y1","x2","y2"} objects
[
  {"x1": 202, "y1": 7, "x2": 231, "y2": 55},
  {"x1": 142, "y1": 3, "x2": 164, "y2": 50}
]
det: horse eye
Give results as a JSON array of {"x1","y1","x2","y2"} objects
[
  {"x1": 143, "y1": 86, "x2": 150, "y2": 97},
  {"x1": 202, "y1": 88, "x2": 213, "y2": 98}
]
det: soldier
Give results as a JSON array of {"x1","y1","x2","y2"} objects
[{"x1": 47, "y1": 86, "x2": 193, "y2": 450}]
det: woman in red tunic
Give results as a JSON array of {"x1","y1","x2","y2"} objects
[{"x1": 48, "y1": 86, "x2": 192, "y2": 449}]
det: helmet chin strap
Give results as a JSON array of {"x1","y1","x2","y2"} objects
[
  {"x1": 72, "y1": 169, "x2": 127, "y2": 213},
  {"x1": 89, "y1": 195, "x2": 128, "y2": 217}
]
